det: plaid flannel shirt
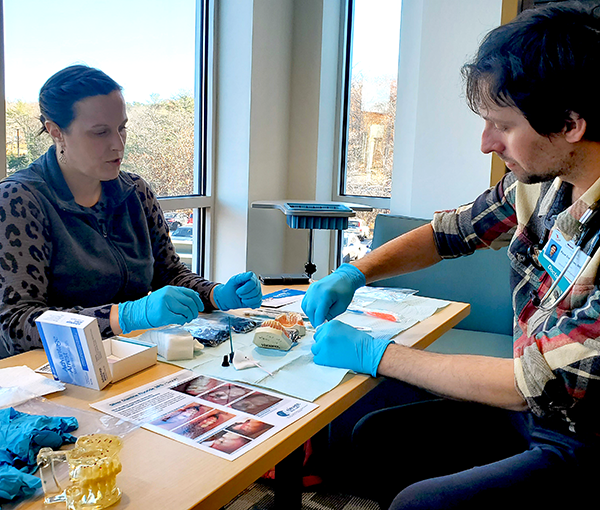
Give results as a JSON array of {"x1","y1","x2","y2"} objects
[{"x1": 432, "y1": 171, "x2": 600, "y2": 435}]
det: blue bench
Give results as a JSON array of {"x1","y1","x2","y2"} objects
[{"x1": 370, "y1": 214, "x2": 513, "y2": 358}]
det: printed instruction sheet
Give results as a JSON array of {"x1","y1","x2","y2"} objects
[{"x1": 91, "y1": 369, "x2": 317, "y2": 461}]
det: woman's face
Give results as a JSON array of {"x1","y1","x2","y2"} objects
[{"x1": 54, "y1": 90, "x2": 128, "y2": 184}]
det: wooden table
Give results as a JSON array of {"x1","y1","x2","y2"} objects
[{"x1": 2, "y1": 299, "x2": 469, "y2": 510}]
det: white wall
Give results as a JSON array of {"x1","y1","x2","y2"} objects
[
  {"x1": 212, "y1": 1, "x2": 255, "y2": 283},
  {"x1": 284, "y1": 0, "x2": 344, "y2": 279},
  {"x1": 391, "y1": 0, "x2": 503, "y2": 218},
  {"x1": 213, "y1": 0, "x2": 343, "y2": 281},
  {"x1": 246, "y1": 0, "x2": 295, "y2": 276},
  {"x1": 213, "y1": 0, "x2": 295, "y2": 283},
  {"x1": 212, "y1": 0, "x2": 505, "y2": 280}
]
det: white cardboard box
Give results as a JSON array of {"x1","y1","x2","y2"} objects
[
  {"x1": 35, "y1": 311, "x2": 111, "y2": 390},
  {"x1": 103, "y1": 338, "x2": 157, "y2": 382}
]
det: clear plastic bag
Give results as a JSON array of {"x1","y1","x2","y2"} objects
[
  {"x1": 14, "y1": 397, "x2": 137, "y2": 438},
  {"x1": 4, "y1": 397, "x2": 137, "y2": 510},
  {"x1": 354, "y1": 286, "x2": 418, "y2": 303},
  {"x1": 183, "y1": 313, "x2": 261, "y2": 347}
]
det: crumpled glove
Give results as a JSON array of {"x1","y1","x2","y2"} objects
[
  {"x1": 311, "y1": 320, "x2": 392, "y2": 377},
  {"x1": 119, "y1": 286, "x2": 205, "y2": 334},
  {"x1": 302, "y1": 263, "x2": 365, "y2": 327},
  {"x1": 0, "y1": 465, "x2": 41, "y2": 502},
  {"x1": 213, "y1": 272, "x2": 262, "y2": 311},
  {"x1": 0, "y1": 407, "x2": 78, "y2": 502}
]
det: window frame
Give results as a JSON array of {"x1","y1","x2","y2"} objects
[
  {"x1": 157, "y1": 0, "x2": 215, "y2": 277},
  {"x1": 333, "y1": 0, "x2": 394, "y2": 263},
  {"x1": 334, "y1": 0, "x2": 393, "y2": 213},
  {"x1": 0, "y1": 0, "x2": 214, "y2": 277}
]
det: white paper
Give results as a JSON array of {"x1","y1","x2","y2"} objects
[
  {"x1": 149, "y1": 296, "x2": 450, "y2": 401},
  {"x1": 91, "y1": 370, "x2": 317, "y2": 461},
  {"x1": 261, "y1": 289, "x2": 305, "y2": 309},
  {"x1": 0, "y1": 365, "x2": 65, "y2": 408}
]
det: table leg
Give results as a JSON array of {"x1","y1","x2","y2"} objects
[{"x1": 274, "y1": 445, "x2": 304, "y2": 509}]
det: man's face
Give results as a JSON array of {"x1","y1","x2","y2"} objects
[{"x1": 480, "y1": 105, "x2": 578, "y2": 185}]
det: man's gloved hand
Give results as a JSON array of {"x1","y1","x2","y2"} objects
[
  {"x1": 311, "y1": 320, "x2": 392, "y2": 377},
  {"x1": 118, "y1": 286, "x2": 204, "y2": 334},
  {"x1": 213, "y1": 272, "x2": 262, "y2": 311},
  {"x1": 302, "y1": 263, "x2": 366, "y2": 327}
]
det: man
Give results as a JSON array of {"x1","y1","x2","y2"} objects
[{"x1": 303, "y1": 3, "x2": 600, "y2": 508}]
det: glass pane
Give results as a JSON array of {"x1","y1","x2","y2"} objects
[
  {"x1": 341, "y1": 208, "x2": 389, "y2": 264},
  {"x1": 4, "y1": 0, "x2": 196, "y2": 196},
  {"x1": 5, "y1": 102, "x2": 51, "y2": 177},
  {"x1": 343, "y1": 0, "x2": 402, "y2": 198},
  {"x1": 167, "y1": 208, "x2": 196, "y2": 270}
]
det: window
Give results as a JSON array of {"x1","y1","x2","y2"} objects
[
  {"x1": 1, "y1": 0, "x2": 213, "y2": 275},
  {"x1": 336, "y1": 0, "x2": 401, "y2": 261}
]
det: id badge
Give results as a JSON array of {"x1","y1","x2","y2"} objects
[{"x1": 538, "y1": 230, "x2": 590, "y2": 293}]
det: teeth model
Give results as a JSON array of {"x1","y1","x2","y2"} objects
[
  {"x1": 253, "y1": 319, "x2": 298, "y2": 351},
  {"x1": 274, "y1": 312, "x2": 306, "y2": 336},
  {"x1": 38, "y1": 434, "x2": 123, "y2": 510}
]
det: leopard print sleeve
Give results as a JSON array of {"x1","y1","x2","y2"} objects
[
  {"x1": 130, "y1": 174, "x2": 218, "y2": 311},
  {"x1": 0, "y1": 181, "x2": 113, "y2": 357}
]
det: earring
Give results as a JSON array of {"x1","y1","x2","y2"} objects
[{"x1": 58, "y1": 145, "x2": 67, "y2": 164}]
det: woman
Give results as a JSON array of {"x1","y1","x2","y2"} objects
[{"x1": 0, "y1": 65, "x2": 262, "y2": 358}]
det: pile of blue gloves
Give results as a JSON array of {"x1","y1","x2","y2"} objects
[
  {"x1": 302, "y1": 263, "x2": 393, "y2": 377},
  {"x1": 119, "y1": 272, "x2": 262, "y2": 334},
  {"x1": 0, "y1": 407, "x2": 78, "y2": 503}
]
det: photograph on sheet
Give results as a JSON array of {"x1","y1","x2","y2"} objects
[
  {"x1": 201, "y1": 383, "x2": 254, "y2": 405},
  {"x1": 149, "y1": 402, "x2": 214, "y2": 431},
  {"x1": 171, "y1": 374, "x2": 223, "y2": 396},
  {"x1": 91, "y1": 369, "x2": 317, "y2": 460},
  {"x1": 172, "y1": 409, "x2": 236, "y2": 439}
]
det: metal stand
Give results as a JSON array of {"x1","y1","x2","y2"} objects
[
  {"x1": 304, "y1": 229, "x2": 317, "y2": 279},
  {"x1": 274, "y1": 445, "x2": 304, "y2": 510}
]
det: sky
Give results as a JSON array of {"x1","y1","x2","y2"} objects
[
  {"x1": 352, "y1": 0, "x2": 402, "y2": 81},
  {"x1": 4, "y1": 0, "x2": 401, "y2": 104},
  {"x1": 351, "y1": 0, "x2": 402, "y2": 111},
  {"x1": 4, "y1": 0, "x2": 196, "y2": 103}
]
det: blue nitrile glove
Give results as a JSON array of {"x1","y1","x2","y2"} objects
[
  {"x1": 118, "y1": 286, "x2": 204, "y2": 334},
  {"x1": 213, "y1": 271, "x2": 262, "y2": 310},
  {"x1": 0, "y1": 465, "x2": 41, "y2": 501},
  {"x1": 0, "y1": 407, "x2": 78, "y2": 502},
  {"x1": 302, "y1": 263, "x2": 366, "y2": 327},
  {"x1": 311, "y1": 320, "x2": 392, "y2": 377}
]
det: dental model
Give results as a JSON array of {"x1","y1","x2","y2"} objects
[
  {"x1": 37, "y1": 434, "x2": 123, "y2": 510},
  {"x1": 274, "y1": 312, "x2": 306, "y2": 336},
  {"x1": 253, "y1": 319, "x2": 298, "y2": 351}
]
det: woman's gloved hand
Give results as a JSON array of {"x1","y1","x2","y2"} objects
[
  {"x1": 302, "y1": 263, "x2": 365, "y2": 327},
  {"x1": 311, "y1": 320, "x2": 392, "y2": 377},
  {"x1": 118, "y1": 286, "x2": 204, "y2": 334},
  {"x1": 213, "y1": 272, "x2": 262, "y2": 311}
]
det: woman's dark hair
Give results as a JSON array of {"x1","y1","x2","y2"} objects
[
  {"x1": 462, "y1": 1, "x2": 600, "y2": 140},
  {"x1": 38, "y1": 65, "x2": 122, "y2": 134}
]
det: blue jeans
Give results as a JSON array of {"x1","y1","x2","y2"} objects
[{"x1": 352, "y1": 398, "x2": 598, "y2": 509}]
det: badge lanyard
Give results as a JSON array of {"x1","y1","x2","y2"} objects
[{"x1": 534, "y1": 205, "x2": 600, "y2": 311}]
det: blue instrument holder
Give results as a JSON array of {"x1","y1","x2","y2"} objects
[
  {"x1": 252, "y1": 200, "x2": 371, "y2": 279},
  {"x1": 252, "y1": 200, "x2": 356, "y2": 230}
]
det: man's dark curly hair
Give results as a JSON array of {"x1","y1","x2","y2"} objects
[{"x1": 462, "y1": 1, "x2": 600, "y2": 140}]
